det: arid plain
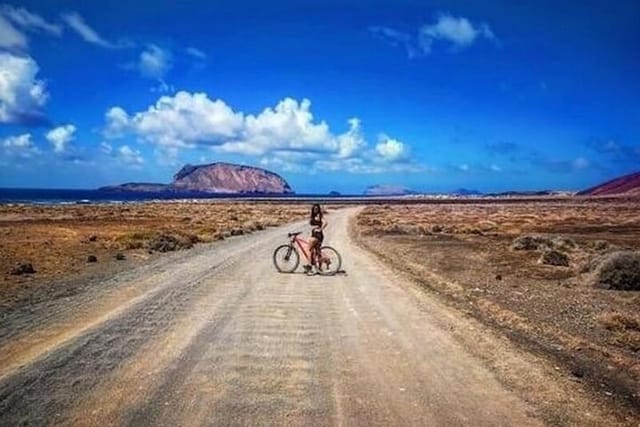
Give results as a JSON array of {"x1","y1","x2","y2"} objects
[
  {"x1": 1, "y1": 198, "x2": 639, "y2": 425},
  {"x1": 355, "y1": 197, "x2": 640, "y2": 420}
]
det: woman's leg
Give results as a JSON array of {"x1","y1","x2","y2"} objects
[{"x1": 307, "y1": 237, "x2": 318, "y2": 266}]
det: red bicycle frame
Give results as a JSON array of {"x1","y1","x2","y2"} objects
[{"x1": 290, "y1": 234, "x2": 316, "y2": 264}]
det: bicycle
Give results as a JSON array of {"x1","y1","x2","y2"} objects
[{"x1": 273, "y1": 232, "x2": 342, "y2": 275}]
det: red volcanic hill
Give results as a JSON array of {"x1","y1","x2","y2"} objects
[
  {"x1": 577, "y1": 171, "x2": 640, "y2": 196},
  {"x1": 171, "y1": 162, "x2": 293, "y2": 194},
  {"x1": 99, "y1": 162, "x2": 294, "y2": 194}
]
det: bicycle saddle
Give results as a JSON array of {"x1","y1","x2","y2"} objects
[{"x1": 288, "y1": 231, "x2": 302, "y2": 237}]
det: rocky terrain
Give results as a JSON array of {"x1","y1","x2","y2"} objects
[
  {"x1": 100, "y1": 162, "x2": 294, "y2": 194},
  {"x1": 578, "y1": 170, "x2": 640, "y2": 196}
]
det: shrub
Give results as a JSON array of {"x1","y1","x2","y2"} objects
[
  {"x1": 511, "y1": 235, "x2": 552, "y2": 251},
  {"x1": 593, "y1": 240, "x2": 610, "y2": 251},
  {"x1": 540, "y1": 250, "x2": 570, "y2": 266},
  {"x1": 590, "y1": 251, "x2": 640, "y2": 291},
  {"x1": 147, "y1": 232, "x2": 199, "y2": 253},
  {"x1": 551, "y1": 236, "x2": 576, "y2": 251}
]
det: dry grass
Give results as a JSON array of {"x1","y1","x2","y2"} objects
[
  {"x1": 0, "y1": 202, "x2": 310, "y2": 293},
  {"x1": 355, "y1": 199, "x2": 640, "y2": 416},
  {"x1": 598, "y1": 312, "x2": 640, "y2": 353}
]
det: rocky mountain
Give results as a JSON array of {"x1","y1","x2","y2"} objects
[
  {"x1": 364, "y1": 185, "x2": 417, "y2": 196},
  {"x1": 577, "y1": 171, "x2": 640, "y2": 196},
  {"x1": 99, "y1": 162, "x2": 294, "y2": 194}
]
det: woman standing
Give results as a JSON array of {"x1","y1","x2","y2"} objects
[{"x1": 305, "y1": 203, "x2": 327, "y2": 274}]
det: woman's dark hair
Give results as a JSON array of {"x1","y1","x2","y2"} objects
[{"x1": 310, "y1": 203, "x2": 322, "y2": 224}]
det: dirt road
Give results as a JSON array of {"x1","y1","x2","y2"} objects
[{"x1": 0, "y1": 208, "x2": 571, "y2": 426}]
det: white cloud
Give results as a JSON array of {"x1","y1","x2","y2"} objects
[
  {"x1": 138, "y1": 44, "x2": 172, "y2": 79},
  {"x1": 1, "y1": 5, "x2": 61, "y2": 36},
  {"x1": 220, "y1": 97, "x2": 333, "y2": 155},
  {"x1": 336, "y1": 118, "x2": 366, "y2": 158},
  {"x1": 46, "y1": 124, "x2": 76, "y2": 153},
  {"x1": 105, "y1": 91, "x2": 243, "y2": 146},
  {"x1": 61, "y1": 11, "x2": 117, "y2": 48},
  {"x1": 1, "y1": 133, "x2": 39, "y2": 158},
  {"x1": 105, "y1": 91, "x2": 423, "y2": 174},
  {"x1": 490, "y1": 163, "x2": 502, "y2": 172},
  {"x1": 104, "y1": 106, "x2": 129, "y2": 137},
  {"x1": 419, "y1": 13, "x2": 494, "y2": 53},
  {"x1": 459, "y1": 163, "x2": 470, "y2": 172},
  {"x1": 0, "y1": 52, "x2": 48, "y2": 124},
  {"x1": 2, "y1": 133, "x2": 31, "y2": 148},
  {"x1": 186, "y1": 47, "x2": 206, "y2": 59},
  {"x1": 0, "y1": 5, "x2": 61, "y2": 50},
  {"x1": 375, "y1": 134, "x2": 407, "y2": 161},
  {"x1": 117, "y1": 145, "x2": 144, "y2": 167}
]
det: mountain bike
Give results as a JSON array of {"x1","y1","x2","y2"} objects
[{"x1": 273, "y1": 232, "x2": 342, "y2": 275}]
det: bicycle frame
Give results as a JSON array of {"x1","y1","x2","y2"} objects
[{"x1": 290, "y1": 234, "x2": 313, "y2": 264}]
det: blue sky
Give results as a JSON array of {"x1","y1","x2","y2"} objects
[{"x1": 1, "y1": 0, "x2": 638, "y2": 194}]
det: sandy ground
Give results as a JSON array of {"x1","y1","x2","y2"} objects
[{"x1": 0, "y1": 207, "x2": 629, "y2": 426}]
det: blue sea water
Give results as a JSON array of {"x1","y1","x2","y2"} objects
[{"x1": 0, "y1": 188, "x2": 351, "y2": 204}]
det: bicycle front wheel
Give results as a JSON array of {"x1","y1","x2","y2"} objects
[
  {"x1": 318, "y1": 246, "x2": 342, "y2": 276},
  {"x1": 273, "y1": 244, "x2": 300, "y2": 273}
]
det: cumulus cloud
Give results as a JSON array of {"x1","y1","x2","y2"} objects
[
  {"x1": 1, "y1": 133, "x2": 39, "y2": 158},
  {"x1": 419, "y1": 13, "x2": 494, "y2": 53},
  {"x1": 61, "y1": 11, "x2": 118, "y2": 48},
  {"x1": 104, "y1": 91, "x2": 421, "y2": 174},
  {"x1": 0, "y1": 52, "x2": 48, "y2": 124},
  {"x1": 46, "y1": 124, "x2": 76, "y2": 153},
  {"x1": 375, "y1": 134, "x2": 407, "y2": 161},
  {"x1": 105, "y1": 92, "x2": 243, "y2": 146}
]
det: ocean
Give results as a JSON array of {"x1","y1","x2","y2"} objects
[{"x1": 0, "y1": 188, "x2": 355, "y2": 205}]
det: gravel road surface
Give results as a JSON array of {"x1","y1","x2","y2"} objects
[{"x1": 0, "y1": 208, "x2": 543, "y2": 426}]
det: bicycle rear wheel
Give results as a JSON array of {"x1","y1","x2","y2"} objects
[
  {"x1": 318, "y1": 246, "x2": 342, "y2": 276},
  {"x1": 273, "y1": 244, "x2": 300, "y2": 273}
]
